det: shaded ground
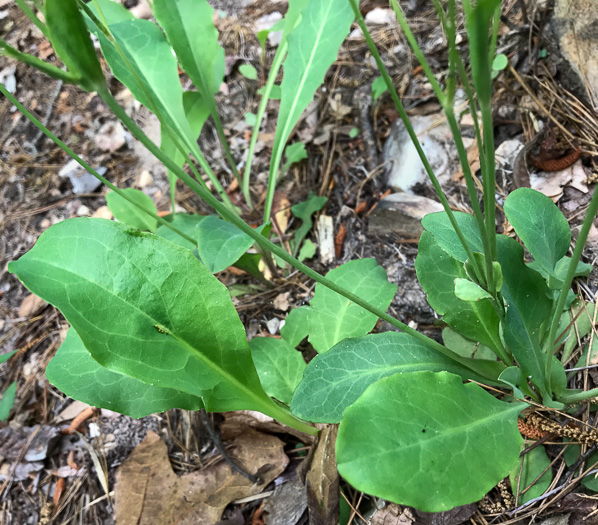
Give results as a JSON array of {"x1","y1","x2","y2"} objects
[{"x1": 2, "y1": 0, "x2": 598, "y2": 524}]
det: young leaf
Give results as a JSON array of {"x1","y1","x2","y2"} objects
[
  {"x1": 249, "y1": 337, "x2": 306, "y2": 405},
  {"x1": 281, "y1": 306, "x2": 311, "y2": 348},
  {"x1": 0, "y1": 350, "x2": 17, "y2": 365},
  {"x1": 291, "y1": 192, "x2": 327, "y2": 256},
  {"x1": 504, "y1": 188, "x2": 571, "y2": 274},
  {"x1": 336, "y1": 371, "x2": 525, "y2": 512},
  {"x1": 510, "y1": 445, "x2": 552, "y2": 504},
  {"x1": 492, "y1": 53, "x2": 508, "y2": 71},
  {"x1": 271, "y1": 0, "x2": 354, "y2": 185},
  {"x1": 0, "y1": 381, "x2": 16, "y2": 421},
  {"x1": 106, "y1": 188, "x2": 158, "y2": 232},
  {"x1": 239, "y1": 64, "x2": 258, "y2": 80},
  {"x1": 195, "y1": 216, "x2": 262, "y2": 273},
  {"x1": 564, "y1": 443, "x2": 598, "y2": 492},
  {"x1": 442, "y1": 327, "x2": 496, "y2": 361},
  {"x1": 298, "y1": 238, "x2": 316, "y2": 262},
  {"x1": 155, "y1": 213, "x2": 205, "y2": 254},
  {"x1": 7, "y1": 219, "x2": 301, "y2": 423},
  {"x1": 48, "y1": 328, "x2": 204, "y2": 418},
  {"x1": 153, "y1": 0, "x2": 225, "y2": 97},
  {"x1": 371, "y1": 76, "x2": 388, "y2": 101},
  {"x1": 308, "y1": 259, "x2": 397, "y2": 353},
  {"x1": 454, "y1": 278, "x2": 492, "y2": 301},
  {"x1": 282, "y1": 142, "x2": 308, "y2": 173},
  {"x1": 291, "y1": 332, "x2": 505, "y2": 423}
]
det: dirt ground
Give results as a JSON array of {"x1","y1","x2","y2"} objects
[{"x1": 2, "y1": 0, "x2": 598, "y2": 524}]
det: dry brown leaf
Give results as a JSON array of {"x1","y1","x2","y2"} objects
[
  {"x1": 222, "y1": 412, "x2": 316, "y2": 443},
  {"x1": 18, "y1": 293, "x2": 47, "y2": 318},
  {"x1": 273, "y1": 292, "x2": 290, "y2": 312},
  {"x1": 115, "y1": 429, "x2": 288, "y2": 525},
  {"x1": 272, "y1": 192, "x2": 291, "y2": 236},
  {"x1": 371, "y1": 505, "x2": 415, "y2": 525}
]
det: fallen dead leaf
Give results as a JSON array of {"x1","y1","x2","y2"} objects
[
  {"x1": 273, "y1": 292, "x2": 290, "y2": 312},
  {"x1": 115, "y1": 429, "x2": 288, "y2": 525},
  {"x1": 371, "y1": 505, "x2": 415, "y2": 525},
  {"x1": 18, "y1": 293, "x2": 47, "y2": 318},
  {"x1": 222, "y1": 412, "x2": 315, "y2": 443}
]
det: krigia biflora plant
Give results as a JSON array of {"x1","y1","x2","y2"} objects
[{"x1": 4, "y1": 0, "x2": 598, "y2": 512}]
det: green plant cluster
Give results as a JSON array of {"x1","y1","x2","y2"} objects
[{"x1": 3, "y1": 0, "x2": 598, "y2": 513}]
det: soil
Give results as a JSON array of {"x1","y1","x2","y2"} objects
[{"x1": 1, "y1": 1, "x2": 598, "y2": 524}]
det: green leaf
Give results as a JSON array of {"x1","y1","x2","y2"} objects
[
  {"x1": 249, "y1": 337, "x2": 306, "y2": 405},
  {"x1": 504, "y1": 188, "x2": 571, "y2": 273},
  {"x1": 271, "y1": 0, "x2": 354, "y2": 181},
  {"x1": 291, "y1": 192, "x2": 327, "y2": 256},
  {"x1": 442, "y1": 327, "x2": 496, "y2": 361},
  {"x1": 371, "y1": 76, "x2": 388, "y2": 101},
  {"x1": 45, "y1": 0, "x2": 104, "y2": 91},
  {"x1": 281, "y1": 306, "x2": 311, "y2": 348},
  {"x1": 298, "y1": 238, "x2": 316, "y2": 262},
  {"x1": 558, "y1": 299, "x2": 596, "y2": 359},
  {"x1": 106, "y1": 188, "x2": 158, "y2": 232},
  {"x1": 153, "y1": 0, "x2": 225, "y2": 97},
  {"x1": 195, "y1": 216, "x2": 262, "y2": 273},
  {"x1": 155, "y1": 213, "x2": 205, "y2": 254},
  {"x1": 510, "y1": 445, "x2": 552, "y2": 504},
  {"x1": 245, "y1": 112, "x2": 257, "y2": 126},
  {"x1": 7, "y1": 218, "x2": 288, "y2": 419},
  {"x1": 422, "y1": 211, "x2": 485, "y2": 262},
  {"x1": 454, "y1": 278, "x2": 492, "y2": 301},
  {"x1": 564, "y1": 442, "x2": 598, "y2": 492},
  {"x1": 0, "y1": 350, "x2": 17, "y2": 365},
  {"x1": 0, "y1": 381, "x2": 16, "y2": 421},
  {"x1": 47, "y1": 328, "x2": 203, "y2": 417},
  {"x1": 291, "y1": 332, "x2": 503, "y2": 423},
  {"x1": 233, "y1": 253, "x2": 265, "y2": 282},
  {"x1": 282, "y1": 142, "x2": 308, "y2": 173},
  {"x1": 88, "y1": 0, "x2": 134, "y2": 24},
  {"x1": 492, "y1": 53, "x2": 508, "y2": 71},
  {"x1": 336, "y1": 371, "x2": 525, "y2": 512},
  {"x1": 257, "y1": 84, "x2": 282, "y2": 100},
  {"x1": 308, "y1": 259, "x2": 397, "y2": 353},
  {"x1": 497, "y1": 235, "x2": 552, "y2": 393},
  {"x1": 349, "y1": 127, "x2": 359, "y2": 138},
  {"x1": 416, "y1": 232, "x2": 503, "y2": 355},
  {"x1": 239, "y1": 64, "x2": 258, "y2": 80}
]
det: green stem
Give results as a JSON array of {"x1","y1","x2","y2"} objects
[
  {"x1": 15, "y1": 0, "x2": 49, "y2": 39},
  {"x1": 97, "y1": 84, "x2": 499, "y2": 382},
  {"x1": 545, "y1": 185, "x2": 598, "y2": 392},
  {"x1": 243, "y1": 41, "x2": 288, "y2": 209},
  {"x1": 354, "y1": 0, "x2": 484, "y2": 283},
  {"x1": 0, "y1": 84, "x2": 197, "y2": 246},
  {"x1": 210, "y1": 103, "x2": 242, "y2": 187},
  {"x1": 558, "y1": 387, "x2": 598, "y2": 405}
]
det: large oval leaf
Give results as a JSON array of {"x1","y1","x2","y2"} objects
[
  {"x1": 504, "y1": 179, "x2": 570, "y2": 274},
  {"x1": 291, "y1": 332, "x2": 504, "y2": 423},
  {"x1": 8, "y1": 218, "x2": 311, "y2": 432},
  {"x1": 106, "y1": 188, "x2": 158, "y2": 232},
  {"x1": 421, "y1": 211, "x2": 484, "y2": 262},
  {"x1": 307, "y1": 259, "x2": 397, "y2": 353},
  {"x1": 48, "y1": 328, "x2": 203, "y2": 417},
  {"x1": 336, "y1": 371, "x2": 525, "y2": 512}
]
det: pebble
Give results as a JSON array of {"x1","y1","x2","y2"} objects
[{"x1": 76, "y1": 205, "x2": 90, "y2": 216}]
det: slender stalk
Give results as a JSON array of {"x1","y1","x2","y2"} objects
[
  {"x1": 558, "y1": 387, "x2": 598, "y2": 405},
  {"x1": 243, "y1": 41, "x2": 288, "y2": 209},
  {"x1": 0, "y1": 84, "x2": 197, "y2": 246},
  {"x1": 96, "y1": 84, "x2": 499, "y2": 382},
  {"x1": 545, "y1": 186, "x2": 598, "y2": 393},
  {"x1": 15, "y1": 0, "x2": 49, "y2": 39},
  {"x1": 352, "y1": 0, "x2": 484, "y2": 283}
]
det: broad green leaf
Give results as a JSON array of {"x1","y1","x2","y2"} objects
[
  {"x1": 421, "y1": 211, "x2": 484, "y2": 262},
  {"x1": 7, "y1": 218, "x2": 288, "y2": 419},
  {"x1": 0, "y1": 350, "x2": 17, "y2": 365},
  {"x1": 337, "y1": 371, "x2": 525, "y2": 512},
  {"x1": 161, "y1": 91, "x2": 210, "y2": 200},
  {"x1": 271, "y1": 0, "x2": 354, "y2": 182},
  {"x1": 153, "y1": 0, "x2": 225, "y2": 97},
  {"x1": 195, "y1": 216, "x2": 261, "y2": 273},
  {"x1": 564, "y1": 443, "x2": 598, "y2": 492},
  {"x1": 371, "y1": 76, "x2": 388, "y2": 101},
  {"x1": 497, "y1": 235, "x2": 552, "y2": 394},
  {"x1": 239, "y1": 64, "x2": 258, "y2": 80},
  {"x1": 281, "y1": 306, "x2": 311, "y2": 348},
  {"x1": 499, "y1": 367, "x2": 532, "y2": 399},
  {"x1": 88, "y1": 0, "x2": 134, "y2": 24},
  {"x1": 106, "y1": 188, "x2": 158, "y2": 232},
  {"x1": 0, "y1": 381, "x2": 16, "y2": 421},
  {"x1": 510, "y1": 445, "x2": 552, "y2": 504},
  {"x1": 249, "y1": 337, "x2": 306, "y2": 405},
  {"x1": 291, "y1": 332, "x2": 504, "y2": 423},
  {"x1": 282, "y1": 142, "x2": 308, "y2": 173},
  {"x1": 291, "y1": 192, "x2": 327, "y2": 256},
  {"x1": 454, "y1": 278, "x2": 492, "y2": 301},
  {"x1": 442, "y1": 327, "x2": 495, "y2": 361},
  {"x1": 156, "y1": 213, "x2": 206, "y2": 254},
  {"x1": 48, "y1": 328, "x2": 203, "y2": 417},
  {"x1": 504, "y1": 188, "x2": 571, "y2": 273},
  {"x1": 308, "y1": 259, "x2": 397, "y2": 353},
  {"x1": 559, "y1": 299, "x2": 596, "y2": 360},
  {"x1": 416, "y1": 232, "x2": 503, "y2": 355}
]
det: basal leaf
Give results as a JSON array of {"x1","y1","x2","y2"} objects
[
  {"x1": 195, "y1": 216, "x2": 261, "y2": 273},
  {"x1": 564, "y1": 443, "x2": 598, "y2": 492},
  {"x1": 155, "y1": 213, "x2": 205, "y2": 254},
  {"x1": 153, "y1": 0, "x2": 225, "y2": 97},
  {"x1": 48, "y1": 328, "x2": 203, "y2": 417},
  {"x1": 421, "y1": 211, "x2": 484, "y2": 262},
  {"x1": 88, "y1": 0, "x2": 133, "y2": 24},
  {"x1": 0, "y1": 350, "x2": 17, "y2": 365},
  {"x1": 7, "y1": 219, "x2": 291, "y2": 420},
  {"x1": 271, "y1": 0, "x2": 354, "y2": 182},
  {"x1": 308, "y1": 259, "x2": 397, "y2": 353},
  {"x1": 504, "y1": 188, "x2": 571, "y2": 273},
  {"x1": 454, "y1": 278, "x2": 492, "y2": 301},
  {"x1": 510, "y1": 444, "x2": 552, "y2": 504},
  {"x1": 442, "y1": 327, "x2": 496, "y2": 361},
  {"x1": 281, "y1": 305, "x2": 311, "y2": 348},
  {"x1": 106, "y1": 188, "x2": 158, "y2": 232},
  {"x1": 249, "y1": 337, "x2": 306, "y2": 405},
  {"x1": 291, "y1": 332, "x2": 503, "y2": 423},
  {"x1": 0, "y1": 381, "x2": 16, "y2": 421},
  {"x1": 291, "y1": 192, "x2": 327, "y2": 256},
  {"x1": 336, "y1": 371, "x2": 525, "y2": 512}
]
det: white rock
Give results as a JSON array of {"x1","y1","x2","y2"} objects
[
  {"x1": 76, "y1": 205, "x2": 90, "y2": 216},
  {"x1": 137, "y1": 170, "x2": 154, "y2": 188},
  {"x1": 365, "y1": 8, "x2": 394, "y2": 25},
  {"x1": 92, "y1": 206, "x2": 113, "y2": 220}
]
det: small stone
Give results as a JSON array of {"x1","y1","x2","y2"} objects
[
  {"x1": 40, "y1": 218, "x2": 51, "y2": 229},
  {"x1": 136, "y1": 170, "x2": 154, "y2": 188},
  {"x1": 365, "y1": 8, "x2": 394, "y2": 25},
  {"x1": 96, "y1": 121, "x2": 127, "y2": 152},
  {"x1": 76, "y1": 205, "x2": 90, "y2": 216},
  {"x1": 92, "y1": 206, "x2": 113, "y2": 220}
]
